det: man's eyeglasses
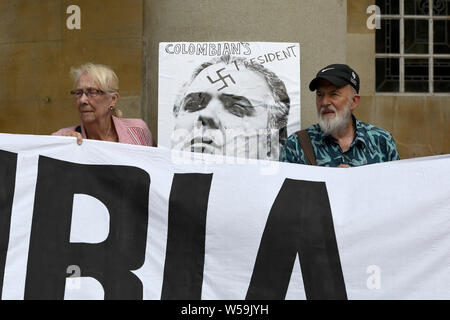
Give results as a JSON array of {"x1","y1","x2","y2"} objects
[{"x1": 70, "y1": 88, "x2": 105, "y2": 98}]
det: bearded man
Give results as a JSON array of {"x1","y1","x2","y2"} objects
[{"x1": 280, "y1": 64, "x2": 399, "y2": 167}]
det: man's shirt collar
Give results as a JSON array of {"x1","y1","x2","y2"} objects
[{"x1": 315, "y1": 115, "x2": 375, "y2": 153}]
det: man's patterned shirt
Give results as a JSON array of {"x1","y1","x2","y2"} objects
[{"x1": 280, "y1": 117, "x2": 400, "y2": 167}]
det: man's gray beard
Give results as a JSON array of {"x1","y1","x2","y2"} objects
[{"x1": 318, "y1": 103, "x2": 352, "y2": 136}]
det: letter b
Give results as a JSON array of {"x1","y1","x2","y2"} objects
[{"x1": 24, "y1": 156, "x2": 150, "y2": 299}]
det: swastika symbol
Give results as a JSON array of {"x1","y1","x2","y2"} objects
[{"x1": 206, "y1": 68, "x2": 236, "y2": 91}]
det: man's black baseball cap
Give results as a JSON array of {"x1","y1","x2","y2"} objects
[{"x1": 309, "y1": 64, "x2": 360, "y2": 93}]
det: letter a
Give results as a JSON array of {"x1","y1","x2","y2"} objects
[
  {"x1": 246, "y1": 179, "x2": 347, "y2": 300},
  {"x1": 366, "y1": 265, "x2": 381, "y2": 290},
  {"x1": 66, "y1": 5, "x2": 81, "y2": 30},
  {"x1": 366, "y1": 5, "x2": 381, "y2": 30}
]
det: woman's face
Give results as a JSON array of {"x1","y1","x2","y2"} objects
[{"x1": 74, "y1": 72, "x2": 118, "y2": 124}]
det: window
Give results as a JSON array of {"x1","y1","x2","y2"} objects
[{"x1": 376, "y1": 0, "x2": 450, "y2": 94}]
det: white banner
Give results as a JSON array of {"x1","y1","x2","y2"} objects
[
  {"x1": 0, "y1": 133, "x2": 449, "y2": 300},
  {"x1": 158, "y1": 42, "x2": 300, "y2": 161}
]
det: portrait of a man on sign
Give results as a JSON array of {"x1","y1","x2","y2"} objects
[
  {"x1": 171, "y1": 55, "x2": 290, "y2": 160},
  {"x1": 158, "y1": 42, "x2": 301, "y2": 160}
]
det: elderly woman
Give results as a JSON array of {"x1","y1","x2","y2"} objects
[{"x1": 53, "y1": 63, "x2": 154, "y2": 146}]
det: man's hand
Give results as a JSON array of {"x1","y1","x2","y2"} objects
[
  {"x1": 63, "y1": 131, "x2": 83, "y2": 145},
  {"x1": 337, "y1": 164, "x2": 350, "y2": 168}
]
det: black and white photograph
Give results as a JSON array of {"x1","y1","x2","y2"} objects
[{"x1": 158, "y1": 42, "x2": 300, "y2": 160}]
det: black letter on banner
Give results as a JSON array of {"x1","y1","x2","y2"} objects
[
  {"x1": 161, "y1": 173, "x2": 213, "y2": 300},
  {"x1": 246, "y1": 179, "x2": 347, "y2": 300},
  {"x1": 24, "y1": 156, "x2": 149, "y2": 300},
  {"x1": 0, "y1": 150, "x2": 17, "y2": 298}
]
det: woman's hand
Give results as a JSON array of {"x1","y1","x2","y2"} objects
[
  {"x1": 63, "y1": 131, "x2": 83, "y2": 145},
  {"x1": 337, "y1": 164, "x2": 350, "y2": 168}
]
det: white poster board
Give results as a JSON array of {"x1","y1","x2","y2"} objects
[{"x1": 158, "y1": 42, "x2": 300, "y2": 161}]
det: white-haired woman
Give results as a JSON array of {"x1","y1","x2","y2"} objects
[{"x1": 52, "y1": 63, "x2": 154, "y2": 146}]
